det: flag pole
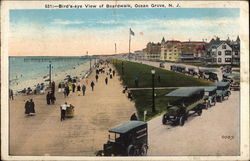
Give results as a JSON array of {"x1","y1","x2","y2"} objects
[
  {"x1": 115, "y1": 43, "x2": 117, "y2": 54},
  {"x1": 129, "y1": 28, "x2": 131, "y2": 60}
]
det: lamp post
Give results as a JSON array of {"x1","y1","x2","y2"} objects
[
  {"x1": 122, "y1": 62, "x2": 124, "y2": 75},
  {"x1": 151, "y1": 69, "x2": 156, "y2": 113},
  {"x1": 47, "y1": 61, "x2": 53, "y2": 87}
]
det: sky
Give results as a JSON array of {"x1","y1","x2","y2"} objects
[{"x1": 9, "y1": 8, "x2": 240, "y2": 56}]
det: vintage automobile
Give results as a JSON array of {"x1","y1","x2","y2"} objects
[
  {"x1": 222, "y1": 65, "x2": 232, "y2": 73},
  {"x1": 222, "y1": 73, "x2": 239, "y2": 82},
  {"x1": 176, "y1": 65, "x2": 186, "y2": 73},
  {"x1": 187, "y1": 67, "x2": 198, "y2": 76},
  {"x1": 203, "y1": 86, "x2": 217, "y2": 108},
  {"x1": 159, "y1": 62, "x2": 165, "y2": 68},
  {"x1": 215, "y1": 81, "x2": 231, "y2": 102},
  {"x1": 198, "y1": 69, "x2": 218, "y2": 82},
  {"x1": 170, "y1": 65, "x2": 177, "y2": 71},
  {"x1": 230, "y1": 75, "x2": 240, "y2": 91},
  {"x1": 162, "y1": 87, "x2": 205, "y2": 126},
  {"x1": 96, "y1": 121, "x2": 148, "y2": 156}
]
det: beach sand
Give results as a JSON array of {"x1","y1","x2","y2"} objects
[
  {"x1": 9, "y1": 64, "x2": 136, "y2": 156},
  {"x1": 10, "y1": 62, "x2": 90, "y2": 93}
]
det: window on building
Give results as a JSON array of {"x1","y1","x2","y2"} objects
[
  {"x1": 218, "y1": 58, "x2": 222, "y2": 62},
  {"x1": 169, "y1": 57, "x2": 171, "y2": 59},
  {"x1": 218, "y1": 51, "x2": 222, "y2": 55},
  {"x1": 235, "y1": 51, "x2": 238, "y2": 56},
  {"x1": 225, "y1": 58, "x2": 232, "y2": 62},
  {"x1": 225, "y1": 50, "x2": 232, "y2": 55},
  {"x1": 169, "y1": 50, "x2": 172, "y2": 52},
  {"x1": 222, "y1": 44, "x2": 226, "y2": 49}
]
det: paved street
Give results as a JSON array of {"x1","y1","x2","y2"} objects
[
  {"x1": 148, "y1": 90, "x2": 240, "y2": 155},
  {"x1": 130, "y1": 60, "x2": 240, "y2": 155},
  {"x1": 131, "y1": 60, "x2": 225, "y2": 81}
]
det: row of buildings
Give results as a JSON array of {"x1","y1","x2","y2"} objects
[{"x1": 131, "y1": 36, "x2": 240, "y2": 65}]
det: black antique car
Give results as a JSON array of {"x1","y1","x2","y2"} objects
[
  {"x1": 223, "y1": 73, "x2": 239, "y2": 82},
  {"x1": 176, "y1": 65, "x2": 186, "y2": 73},
  {"x1": 188, "y1": 67, "x2": 198, "y2": 76},
  {"x1": 162, "y1": 87, "x2": 205, "y2": 126},
  {"x1": 230, "y1": 75, "x2": 240, "y2": 91},
  {"x1": 215, "y1": 81, "x2": 231, "y2": 102},
  {"x1": 170, "y1": 65, "x2": 177, "y2": 71},
  {"x1": 159, "y1": 62, "x2": 165, "y2": 68},
  {"x1": 198, "y1": 69, "x2": 218, "y2": 82},
  {"x1": 96, "y1": 121, "x2": 148, "y2": 156},
  {"x1": 222, "y1": 65, "x2": 232, "y2": 73},
  {"x1": 203, "y1": 86, "x2": 217, "y2": 108}
]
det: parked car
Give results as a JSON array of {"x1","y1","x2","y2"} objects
[
  {"x1": 222, "y1": 73, "x2": 239, "y2": 83},
  {"x1": 162, "y1": 87, "x2": 205, "y2": 126},
  {"x1": 203, "y1": 86, "x2": 217, "y2": 108},
  {"x1": 199, "y1": 69, "x2": 218, "y2": 82},
  {"x1": 159, "y1": 62, "x2": 165, "y2": 68},
  {"x1": 176, "y1": 65, "x2": 186, "y2": 73},
  {"x1": 207, "y1": 72, "x2": 218, "y2": 82},
  {"x1": 188, "y1": 67, "x2": 198, "y2": 76},
  {"x1": 222, "y1": 65, "x2": 232, "y2": 73},
  {"x1": 215, "y1": 81, "x2": 231, "y2": 102},
  {"x1": 230, "y1": 75, "x2": 240, "y2": 91},
  {"x1": 170, "y1": 65, "x2": 177, "y2": 71},
  {"x1": 96, "y1": 121, "x2": 148, "y2": 156}
]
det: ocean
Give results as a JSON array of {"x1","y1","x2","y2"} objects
[{"x1": 9, "y1": 56, "x2": 95, "y2": 92}]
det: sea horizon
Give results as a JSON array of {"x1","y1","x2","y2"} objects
[{"x1": 9, "y1": 56, "x2": 97, "y2": 92}]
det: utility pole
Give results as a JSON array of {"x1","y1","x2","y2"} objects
[{"x1": 151, "y1": 69, "x2": 156, "y2": 113}]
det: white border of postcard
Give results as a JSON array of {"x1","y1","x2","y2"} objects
[{"x1": 1, "y1": 1, "x2": 249, "y2": 161}]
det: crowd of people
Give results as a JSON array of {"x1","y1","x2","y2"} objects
[{"x1": 19, "y1": 60, "x2": 117, "y2": 121}]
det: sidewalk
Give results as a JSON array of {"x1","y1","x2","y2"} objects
[{"x1": 9, "y1": 64, "x2": 136, "y2": 156}]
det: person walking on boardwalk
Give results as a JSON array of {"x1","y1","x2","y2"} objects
[
  {"x1": 82, "y1": 84, "x2": 86, "y2": 96},
  {"x1": 24, "y1": 100, "x2": 30, "y2": 115},
  {"x1": 50, "y1": 92, "x2": 56, "y2": 104},
  {"x1": 130, "y1": 113, "x2": 138, "y2": 121},
  {"x1": 51, "y1": 81, "x2": 55, "y2": 94},
  {"x1": 110, "y1": 73, "x2": 113, "y2": 79},
  {"x1": 72, "y1": 83, "x2": 76, "y2": 93},
  {"x1": 105, "y1": 77, "x2": 108, "y2": 85},
  {"x1": 112, "y1": 70, "x2": 115, "y2": 77},
  {"x1": 64, "y1": 84, "x2": 70, "y2": 97},
  {"x1": 60, "y1": 102, "x2": 69, "y2": 121},
  {"x1": 63, "y1": 88, "x2": 67, "y2": 98},
  {"x1": 29, "y1": 99, "x2": 35, "y2": 115},
  {"x1": 90, "y1": 81, "x2": 95, "y2": 91},
  {"x1": 9, "y1": 89, "x2": 14, "y2": 100},
  {"x1": 77, "y1": 84, "x2": 81, "y2": 96},
  {"x1": 46, "y1": 92, "x2": 51, "y2": 105},
  {"x1": 95, "y1": 74, "x2": 99, "y2": 82}
]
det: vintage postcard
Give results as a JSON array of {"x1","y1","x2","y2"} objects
[{"x1": 1, "y1": 1, "x2": 249, "y2": 161}]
